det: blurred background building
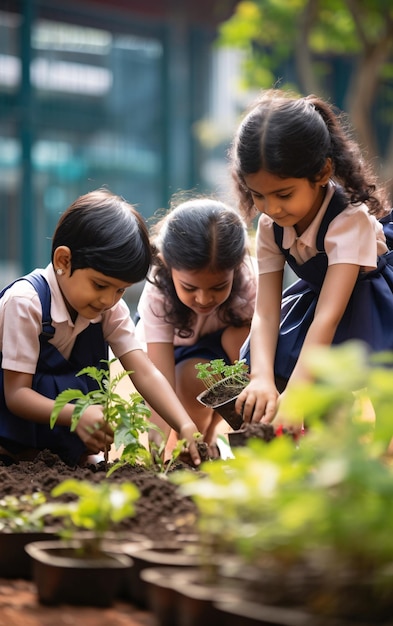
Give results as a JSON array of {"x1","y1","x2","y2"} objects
[{"x1": 0, "y1": 0, "x2": 240, "y2": 289}]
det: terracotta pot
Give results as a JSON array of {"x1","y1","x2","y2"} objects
[
  {"x1": 25, "y1": 539, "x2": 133, "y2": 606},
  {"x1": 0, "y1": 530, "x2": 56, "y2": 579},
  {"x1": 124, "y1": 541, "x2": 199, "y2": 609},
  {"x1": 197, "y1": 376, "x2": 247, "y2": 430}
]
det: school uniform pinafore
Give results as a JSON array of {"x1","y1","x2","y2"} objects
[
  {"x1": 0, "y1": 271, "x2": 108, "y2": 465},
  {"x1": 241, "y1": 188, "x2": 393, "y2": 383},
  {"x1": 274, "y1": 189, "x2": 393, "y2": 381}
]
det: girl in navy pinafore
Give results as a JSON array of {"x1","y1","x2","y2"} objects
[
  {"x1": 229, "y1": 89, "x2": 393, "y2": 429},
  {"x1": 273, "y1": 187, "x2": 393, "y2": 383}
]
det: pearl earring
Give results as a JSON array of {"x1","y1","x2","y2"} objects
[{"x1": 56, "y1": 268, "x2": 64, "y2": 276}]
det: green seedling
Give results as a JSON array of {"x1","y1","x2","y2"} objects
[
  {"x1": 33, "y1": 478, "x2": 140, "y2": 557},
  {"x1": 174, "y1": 342, "x2": 393, "y2": 598},
  {"x1": 195, "y1": 358, "x2": 249, "y2": 391},
  {"x1": 0, "y1": 492, "x2": 47, "y2": 532},
  {"x1": 50, "y1": 358, "x2": 154, "y2": 469}
]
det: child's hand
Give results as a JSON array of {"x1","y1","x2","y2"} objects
[
  {"x1": 271, "y1": 391, "x2": 303, "y2": 436},
  {"x1": 75, "y1": 405, "x2": 114, "y2": 454},
  {"x1": 235, "y1": 378, "x2": 279, "y2": 424},
  {"x1": 178, "y1": 423, "x2": 202, "y2": 467}
]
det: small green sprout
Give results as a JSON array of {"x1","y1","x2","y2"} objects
[
  {"x1": 0, "y1": 492, "x2": 47, "y2": 532},
  {"x1": 195, "y1": 358, "x2": 249, "y2": 391}
]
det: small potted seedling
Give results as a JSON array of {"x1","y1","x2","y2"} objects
[
  {"x1": 195, "y1": 358, "x2": 249, "y2": 430},
  {"x1": 0, "y1": 491, "x2": 55, "y2": 579},
  {"x1": 196, "y1": 359, "x2": 287, "y2": 448},
  {"x1": 25, "y1": 478, "x2": 140, "y2": 606},
  {"x1": 50, "y1": 358, "x2": 154, "y2": 470}
]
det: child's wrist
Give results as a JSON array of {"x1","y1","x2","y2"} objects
[{"x1": 179, "y1": 421, "x2": 198, "y2": 440}]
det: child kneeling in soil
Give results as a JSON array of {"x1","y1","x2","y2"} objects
[
  {"x1": 135, "y1": 196, "x2": 257, "y2": 458},
  {"x1": 0, "y1": 189, "x2": 202, "y2": 467}
]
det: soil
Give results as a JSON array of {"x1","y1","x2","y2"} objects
[
  {"x1": 0, "y1": 448, "x2": 204, "y2": 626},
  {"x1": 231, "y1": 422, "x2": 276, "y2": 442},
  {"x1": 198, "y1": 379, "x2": 247, "y2": 431},
  {"x1": 198, "y1": 379, "x2": 246, "y2": 408}
]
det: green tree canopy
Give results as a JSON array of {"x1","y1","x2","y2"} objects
[{"x1": 219, "y1": 0, "x2": 393, "y2": 196}]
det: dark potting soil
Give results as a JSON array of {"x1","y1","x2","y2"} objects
[
  {"x1": 200, "y1": 380, "x2": 246, "y2": 407},
  {"x1": 0, "y1": 448, "x2": 204, "y2": 625},
  {"x1": 235, "y1": 422, "x2": 276, "y2": 442},
  {"x1": 0, "y1": 449, "x2": 200, "y2": 542}
]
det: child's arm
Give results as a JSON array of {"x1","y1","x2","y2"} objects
[
  {"x1": 120, "y1": 349, "x2": 202, "y2": 466},
  {"x1": 235, "y1": 270, "x2": 283, "y2": 422},
  {"x1": 143, "y1": 342, "x2": 176, "y2": 449},
  {"x1": 3, "y1": 370, "x2": 114, "y2": 454}
]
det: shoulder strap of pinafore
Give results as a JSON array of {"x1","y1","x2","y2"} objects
[
  {"x1": 380, "y1": 210, "x2": 393, "y2": 251},
  {"x1": 273, "y1": 187, "x2": 349, "y2": 255},
  {"x1": 0, "y1": 270, "x2": 55, "y2": 339}
]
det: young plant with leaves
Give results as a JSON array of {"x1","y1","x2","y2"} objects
[
  {"x1": 33, "y1": 478, "x2": 140, "y2": 558},
  {"x1": 0, "y1": 492, "x2": 47, "y2": 532},
  {"x1": 174, "y1": 342, "x2": 393, "y2": 618},
  {"x1": 195, "y1": 358, "x2": 249, "y2": 391},
  {"x1": 50, "y1": 358, "x2": 154, "y2": 469}
]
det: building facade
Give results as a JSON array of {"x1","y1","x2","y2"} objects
[{"x1": 0, "y1": 0, "x2": 238, "y2": 280}]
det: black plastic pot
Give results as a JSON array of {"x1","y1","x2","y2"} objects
[
  {"x1": 197, "y1": 376, "x2": 247, "y2": 430},
  {"x1": 0, "y1": 530, "x2": 56, "y2": 579},
  {"x1": 123, "y1": 541, "x2": 199, "y2": 609},
  {"x1": 25, "y1": 539, "x2": 133, "y2": 606},
  {"x1": 142, "y1": 565, "x2": 247, "y2": 626}
]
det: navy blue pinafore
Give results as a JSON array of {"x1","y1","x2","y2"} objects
[
  {"x1": 241, "y1": 189, "x2": 393, "y2": 383},
  {"x1": 0, "y1": 271, "x2": 108, "y2": 466}
]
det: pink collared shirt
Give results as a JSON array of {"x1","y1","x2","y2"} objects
[
  {"x1": 0, "y1": 264, "x2": 141, "y2": 374},
  {"x1": 256, "y1": 181, "x2": 388, "y2": 275},
  {"x1": 135, "y1": 256, "x2": 257, "y2": 347}
]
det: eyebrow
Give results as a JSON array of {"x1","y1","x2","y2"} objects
[
  {"x1": 179, "y1": 279, "x2": 230, "y2": 289},
  {"x1": 247, "y1": 184, "x2": 294, "y2": 195},
  {"x1": 92, "y1": 275, "x2": 130, "y2": 289}
]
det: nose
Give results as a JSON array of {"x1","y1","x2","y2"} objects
[
  {"x1": 98, "y1": 290, "x2": 117, "y2": 308},
  {"x1": 263, "y1": 200, "x2": 281, "y2": 217},
  {"x1": 195, "y1": 290, "x2": 213, "y2": 305}
]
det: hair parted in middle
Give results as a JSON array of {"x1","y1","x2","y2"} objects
[
  {"x1": 230, "y1": 88, "x2": 389, "y2": 221},
  {"x1": 149, "y1": 196, "x2": 252, "y2": 338}
]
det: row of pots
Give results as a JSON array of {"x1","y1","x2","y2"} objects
[{"x1": 3, "y1": 531, "x2": 366, "y2": 626}]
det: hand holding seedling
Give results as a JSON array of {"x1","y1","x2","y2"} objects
[
  {"x1": 179, "y1": 423, "x2": 203, "y2": 467},
  {"x1": 74, "y1": 405, "x2": 114, "y2": 455}
]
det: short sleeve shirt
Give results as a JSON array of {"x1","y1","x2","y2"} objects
[
  {"x1": 256, "y1": 181, "x2": 388, "y2": 275},
  {"x1": 0, "y1": 264, "x2": 142, "y2": 374},
  {"x1": 135, "y1": 256, "x2": 257, "y2": 347}
]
